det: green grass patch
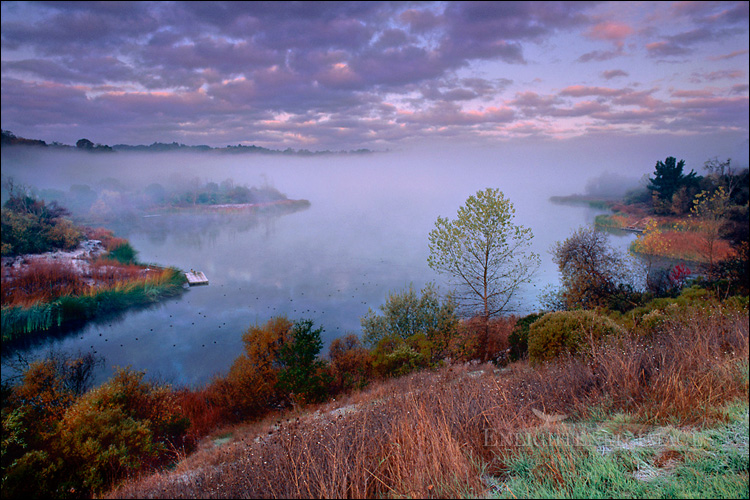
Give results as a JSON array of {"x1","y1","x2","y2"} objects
[{"x1": 490, "y1": 399, "x2": 749, "y2": 499}]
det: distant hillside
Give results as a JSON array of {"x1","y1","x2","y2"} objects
[
  {"x1": 1, "y1": 130, "x2": 48, "y2": 147},
  {"x1": 1, "y1": 130, "x2": 375, "y2": 156}
]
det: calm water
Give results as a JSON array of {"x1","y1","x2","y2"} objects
[{"x1": 1, "y1": 147, "x2": 636, "y2": 387}]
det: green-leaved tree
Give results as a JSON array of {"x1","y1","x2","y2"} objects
[
  {"x1": 427, "y1": 188, "x2": 540, "y2": 322},
  {"x1": 276, "y1": 319, "x2": 329, "y2": 405}
]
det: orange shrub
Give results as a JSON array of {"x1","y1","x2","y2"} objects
[
  {"x1": 454, "y1": 315, "x2": 517, "y2": 363},
  {"x1": 172, "y1": 386, "x2": 229, "y2": 443},
  {"x1": 216, "y1": 317, "x2": 294, "y2": 419},
  {"x1": 328, "y1": 333, "x2": 373, "y2": 393}
]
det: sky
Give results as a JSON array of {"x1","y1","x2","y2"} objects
[{"x1": 1, "y1": 1, "x2": 748, "y2": 156}]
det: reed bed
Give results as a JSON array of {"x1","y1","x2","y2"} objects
[{"x1": 1, "y1": 265, "x2": 185, "y2": 340}]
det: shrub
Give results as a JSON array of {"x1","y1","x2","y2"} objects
[
  {"x1": 528, "y1": 310, "x2": 626, "y2": 363},
  {"x1": 219, "y1": 317, "x2": 293, "y2": 418},
  {"x1": 328, "y1": 333, "x2": 373, "y2": 393},
  {"x1": 360, "y1": 283, "x2": 459, "y2": 377},
  {"x1": 361, "y1": 282, "x2": 458, "y2": 361},
  {"x1": 453, "y1": 315, "x2": 517, "y2": 363},
  {"x1": 552, "y1": 227, "x2": 637, "y2": 310},
  {"x1": 1, "y1": 356, "x2": 181, "y2": 499},
  {"x1": 612, "y1": 285, "x2": 721, "y2": 335},
  {"x1": 56, "y1": 368, "x2": 189, "y2": 495},
  {"x1": 508, "y1": 313, "x2": 543, "y2": 361},
  {"x1": 172, "y1": 386, "x2": 229, "y2": 442},
  {"x1": 1, "y1": 193, "x2": 83, "y2": 256},
  {"x1": 371, "y1": 336, "x2": 427, "y2": 378},
  {"x1": 105, "y1": 241, "x2": 138, "y2": 264},
  {"x1": 444, "y1": 323, "x2": 479, "y2": 362},
  {"x1": 42, "y1": 217, "x2": 83, "y2": 250}
]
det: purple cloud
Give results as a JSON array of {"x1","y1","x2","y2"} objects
[
  {"x1": 1, "y1": 1, "x2": 747, "y2": 150},
  {"x1": 601, "y1": 69, "x2": 629, "y2": 80}
]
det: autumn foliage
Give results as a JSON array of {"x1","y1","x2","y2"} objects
[{"x1": 2, "y1": 362, "x2": 189, "y2": 498}]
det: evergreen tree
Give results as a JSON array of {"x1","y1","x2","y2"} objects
[{"x1": 647, "y1": 156, "x2": 700, "y2": 202}]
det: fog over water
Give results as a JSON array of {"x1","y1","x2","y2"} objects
[{"x1": 1, "y1": 139, "x2": 711, "y2": 387}]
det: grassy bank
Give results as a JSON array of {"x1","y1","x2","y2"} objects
[
  {"x1": 1, "y1": 266, "x2": 186, "y2": 341},
  {"x1": 594, "y1": 210, "x2": 737, "y2": 265},
  {"x1": 549, "y1": 195, "x2": 614, "y2": 210},
  {"x1": 107, "y1": 299, "x2": 748, "y2": 499}
]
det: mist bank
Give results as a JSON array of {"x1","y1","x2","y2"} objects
[{"x1": 2, "y1": 134, "x2": 746, "y2": 386}]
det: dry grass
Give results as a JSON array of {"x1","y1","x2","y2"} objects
[
  {"x1": 2, "y1": 257, "x2": 171, "y2": 308},
  {"x1": 631, "y1": 229, "x2": 735, "y2": 264},
  {"x1": 108, "y1": 303, "x2": 748, "y2": 499},
  {"x1": 2, "y1": 259, "x2": 88, "y2": 306}
]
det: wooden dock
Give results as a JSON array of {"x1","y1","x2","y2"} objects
[{"x1": 185, "y1": 270, "x2": 209, "y2": 286}]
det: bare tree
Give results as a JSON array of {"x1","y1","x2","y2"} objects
[{"x1": 552, "y1": 226, "x2": 636, "y2": 309}]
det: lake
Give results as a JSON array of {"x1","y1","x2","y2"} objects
[{"x1": 1, "y1": 145, "x2": 637, "y2": 387}]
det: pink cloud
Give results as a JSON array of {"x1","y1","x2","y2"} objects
[
  {"x1": 708, "y1": 49, "x2": 749, "y2": 61},
  {"x1": 559, "y1": 85, "x2": 624, "y2": 97},
  {"x1": 670, "y1": 89, "x2": 715, "y2": 98},
  {"x1": 585, "y1": 21, "x2": 633, "y2": 42}
]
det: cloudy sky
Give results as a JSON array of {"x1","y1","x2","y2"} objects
[{"x1": 1, "y1": 1, "x2": 748, "y2": 153}]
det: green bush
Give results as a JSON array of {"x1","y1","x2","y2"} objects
[
  {"x1": 362, "y1": 284, "x2": 457, "y2": 345},
  {"x1": 371, "y1": 335, "x2": 427, "y2": 378},
  {"x1": 56, "y1": 368, "x2": 189, "y2": 496},
  {"x1": 609, "y1": 285, "x2": 723, "y2": 335},
  {"x1": 105, "y1": 242, "x2": 138, "y2": 264},
  {"x1": 528, "y1": 310, "x2": 626, "y2": 363},
  {"x1": 361, "y1": 283, "x2": 471, "y2": 376}
]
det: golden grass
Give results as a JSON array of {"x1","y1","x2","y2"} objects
[{"x1": 632, "y1": 229, "x2": 736, "y2": 263}]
